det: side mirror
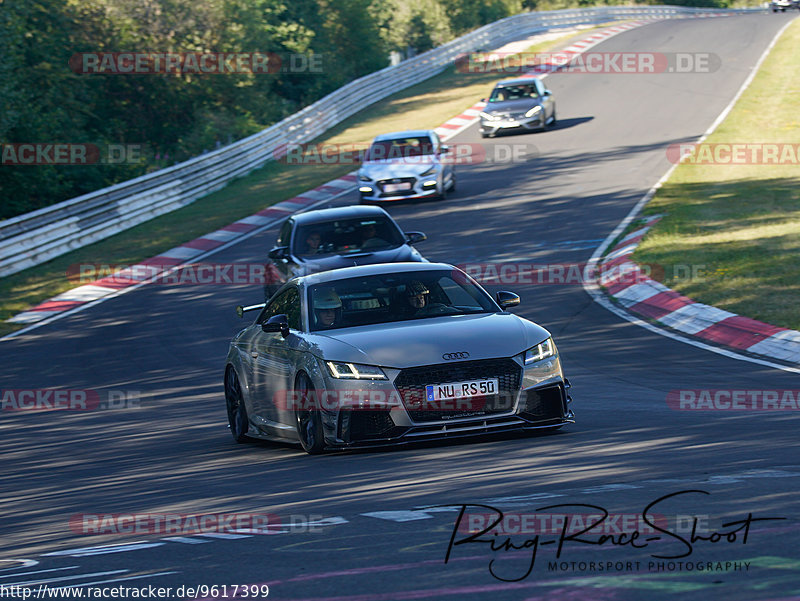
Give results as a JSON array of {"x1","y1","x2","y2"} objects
[
  {"x1": 544, "y1": 89, "x2": 552, "y2": 96},
  {"x1": 262, "y1": 313, "x2": 290, "y2": 337},
  {"x1": 496, "y1": 291, "x2": 520, "y2": 309},
  {"x1": 440, "y1": 145, "x2": 450, "y2": 154},
  {"x1": 405, "y1": 231, "x2": 427, "y2": 245},
  {"x1": 481, "y1": 97, "x2": 487, "y2": 103},
  {"x1": 268, "y1": 246, "x2": 288, "y2": 260}
]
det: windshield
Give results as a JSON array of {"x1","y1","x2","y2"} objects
[
  {"x1": 488, "y1": 84, "x2": 539, "y2": 102},
  {"x1": 293, "y1": 216, "x2": 405, "y2": 257},
  {"x1": 366, "y1": 136, "x2": 435, "y2": 161},
  {"x1": 307, "y1": 269, "x2": 498, "y2": 331}
]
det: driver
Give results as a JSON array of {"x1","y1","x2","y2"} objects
[
  {"x1": 404, "y1": 280, "x2": 450, "y2": 316},
  {"x1": 301, "y1": 231, "x2": 322, "y2": 255},
  {"x1": 312, "y1": 289, "x2": 342, "y2": 329},
  {"x1": 405, "y1": 280, "x2": 430, "y2": 311}
]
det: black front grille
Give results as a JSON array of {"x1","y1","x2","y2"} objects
[
  {"x1": 520, "y1": 384, "x2": 566, "y2": 422},
  {"x1": 339, "y1": 409, "x2": 402, "y2": 442},
  {"x1": 378, "y1": 177, "x2": 416, "y2": 197},
  {"x1": 394, "y1": 358, "x2": 522, "y2": 423}
]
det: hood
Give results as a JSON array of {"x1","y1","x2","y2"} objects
[
  {"x1": 359, "y1": 157, "x2": 438, "y2": 179},
  {"x1": 309, "y1": 312, "x2": 550, "y2": 369},
  {"x1": 298, "y1": 246, "x2": 419, "y2": 275},
  {"x1": 483, "y1": 99, "x2": 542, "y2": 115}
]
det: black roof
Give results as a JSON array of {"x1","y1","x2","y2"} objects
[{"x1": 291, "y1": 204, "x2": 392, "y2": 226}]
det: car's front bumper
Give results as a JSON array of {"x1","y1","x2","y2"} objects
[
  {"x1": 480, "y1": 114, "x2": 545, "y2": 135},
  {"x1": 318, "y1": 354, "x2": 573, "y2": 449},
  {"x1": 330, "y1": 381, "x2": 574, "y2": 449},
  {"x1": 358, "y1": 175, "x2": 441, "y2": 202}
]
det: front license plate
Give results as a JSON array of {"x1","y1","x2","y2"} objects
[
  {"x1": 425, "y1": 378, "x2": 499, "y2": 402},
  {"x1": 383, "y1": 182, "x2": 412, "y2": 193}
]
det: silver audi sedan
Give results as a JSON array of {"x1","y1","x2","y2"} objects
[
  {"x1": 224, "y1": 262, "x2": 574, "y2": 453},
  {"x1": 479, "y1": 77, "x2": 556, "y2": 138}
]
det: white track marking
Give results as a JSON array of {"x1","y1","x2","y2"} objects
[
  {"x1": 0, "y1": 566, "x2": 78, "y2": 580},
  {"x1": 0, "y1": 560, "x2": 39, "y2": 571},
  {"x1": 43, "y1": 542, "x2": 165, "y2": 557},
  {"x1": 12, "y1": 570, "x2": 127, "y2": 587},
  {"x1": 50, "y1": 571, "x2": 178, "y2": 590}
]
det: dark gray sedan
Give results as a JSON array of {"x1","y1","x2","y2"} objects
[
  {"x1": 225, "y1": 262, "x2": 574, "y2": 454},
  {"x1": 264, "y1": 205, "x2": 426, "y2": 299},
  {"x1": 479, "y1": 77, "x2": 556, "y2": 137}
]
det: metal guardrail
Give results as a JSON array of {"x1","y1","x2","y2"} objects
[{"x1": 0, "y1": 6, "x2": 762, "y2": 278}]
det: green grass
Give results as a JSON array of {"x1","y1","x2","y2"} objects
[
  {"x1": 0, "y1": 23, "x2": 620, "y2": 337},
  {"x1": 632, "y1": 18, "x2": 800, "y2": 330}
]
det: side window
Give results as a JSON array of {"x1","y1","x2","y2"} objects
[
  {"x1": 284, "y1": 288, "x2": 302, "y2": 330},
  {"x1": 257, "y1": 287, "x2": 301, "y2": 330},
  {"x1": 277, "y1": 220, "x2": 292, "y2": 247},
  {"x1": 534, "y1": 79, "x2": 545, "y2": 97}
]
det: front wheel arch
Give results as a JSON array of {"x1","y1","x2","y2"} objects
[
  {"x1": 293, "y1": 371, "x2": 326, "y2": 454},
  {"x1": 225, "y1": 366, "x2": 251, "y2": 443}
]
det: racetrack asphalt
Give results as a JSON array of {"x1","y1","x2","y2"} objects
[{"x1": 1, "y1": 13, "x2": 799, "y2": 601}]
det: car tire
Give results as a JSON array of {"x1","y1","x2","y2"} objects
[
  {"x1": 448, "y1": 172, "x2": 456, "y2": 193},
  {"x1": 480, "y1": 131, "x2": 489, "y2": 138},
  {"x1": 550, "y1": 107, "x2": 557, "y2": 126},
  {"x1": 225, "y1": 368, "x2": 251, "y2": 443},
  {"x1": 294, "y1": 372, "x2": 325, "y2": 454}
]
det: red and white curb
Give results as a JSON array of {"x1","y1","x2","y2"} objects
[
  {"x1": 584, "y1": 17, "x2": 798, "y2": 372},
  {"x1": 598, "y1": 217, "x2": 800, "y2": 365},
  {"x1": 6, "y1": 176, "x2": 357, "y2": 326}
]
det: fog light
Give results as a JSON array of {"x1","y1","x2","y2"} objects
[
  {"x1": 359, "y1": 186, "x2": 373, "y2": 193},
  {"x1": 422, "y1": 180, "x2": 437, "y2": 188}
]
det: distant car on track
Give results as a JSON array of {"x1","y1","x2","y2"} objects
[
  {"x1": 225, "y1": 262, "x2": 574, "y2": 454},
  {"x1": 479, "y1": 77, "x2": 556, "y2": 138},
  {"x1": 771, "y1": 0, "x2": 794, "y2": 10},
  {"x1": 264, "y1": 205, "x2": 426, "y2": 299},
  {"x1": 357, "y1": 130, "x2": 455, "y2": 203}
]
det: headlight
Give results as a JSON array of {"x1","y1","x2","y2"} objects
[
  {"x1": 524, "y1": 338, "x2": 555, "y2": 365},
  {"x1": 525, "y1": 105, "x2": 543, "y2": 118},
  {"x1": 358, "y1": 173, "x2": 372, "y2": 182},
  {"x1": 480, "y1": 111, "x2": 499, "y2": 121},
  {"x1": 326, "y1": 361, "x2": 387, "y2": 380},
  {"x1": 419, "y1": 165, "x2": 436, "y2": 176}
]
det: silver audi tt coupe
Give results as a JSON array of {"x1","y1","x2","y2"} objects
[{"x1": 224, "y1": 262, "x2": 574, "y2": 453}]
